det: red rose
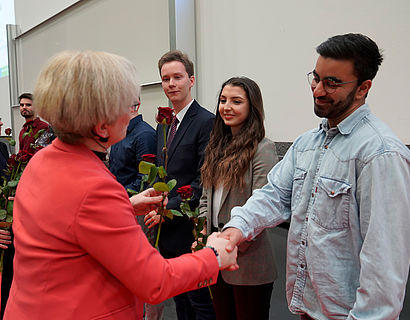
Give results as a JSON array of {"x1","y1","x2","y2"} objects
[
  {"x1": 177, "y1": 185, "x2": 193, "y2": 200},
  {"x1": 7, "y1": 154, "x2": 18, "y2": 168},
  {"x1": 16, "y1": 150, "x2": 30, "y2": 163},
  {"x1": 4, "y1": 128, "x2": 11, "y2": 136},
  {"x1": 156, "y1": 107, "x2": 174, "y2": 125},
  {"x1": 142, "y1": 154, "x2": 156, "y2": 163}
]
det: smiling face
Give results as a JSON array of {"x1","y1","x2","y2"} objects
[
  {"x1": 218, "y1": 85, "x2": 250, "y2": 135},
  {"x1": 312, "y1": 56, "x2": 371, "y2": 128},
  {"x1": 160, "y1": 61, "x2": 194, "y2": 112}
]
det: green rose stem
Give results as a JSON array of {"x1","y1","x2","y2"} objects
[
  {"x1": 154, "y1": 124, "x2": 169, "y2": 249},
  {"x1": 154, "y1": 193, "x2": 166, "y2": 248}
]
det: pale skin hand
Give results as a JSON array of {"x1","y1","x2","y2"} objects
[
  {"x1": 219, "y1": 227, "x2": 244, "y2": 253},
  {"x1": 0, "y1": 229, "x2": 12, "y2": 250},
  {"x1": 217, "y1": 228, "x2": 243, "y2": 271},
  {"x1": 206, "y1": 232, "x2": 239, "y2": 270},
  {"x1": 129, "y1": 188, "x2": 166, "y2": 216},
  {"x1": 191, "y1": 225, "x2": 207, "y2": 251},
  {"x1": 144, "y1": 210, "x2": 160, "y2": 229}
]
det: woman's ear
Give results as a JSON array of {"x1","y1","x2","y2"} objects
[{"x1": 92, "y1": 122, "x2": 109, "y2": 142}]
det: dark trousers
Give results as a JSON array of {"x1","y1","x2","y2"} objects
[
  {"x1": 300, "y1": 315, "x2": 314, "y2": 320},
  {"x1": 173, "y1": 286, "x2": 215, "y2": 320},
  {"x1": 211, "y1": 273, "x2": 273, "y2": 320},
  {"x1": 1, "y1": 231, "x2": 14, "y2": 319}
]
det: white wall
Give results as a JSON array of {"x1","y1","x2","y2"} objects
[
  {"x1": 12, "y1": 0, "x2": 170, "y2": 130},
  {"x1": 195, "y1": 0, "x2": 410, "y2": 144},
  {"x1": 14, "y1": 0, "x2": 80, "y2": 33},
  {"x1": 11, "y1": 0, "x2": 410, "y2": 144},
  {"x1": 0, "y1": 0, "x2": 15, "y2": 131}
]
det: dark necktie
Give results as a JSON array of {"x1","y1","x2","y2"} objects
[{"x1": 167, "y1": 115, "x2": 179, "y2": 148}]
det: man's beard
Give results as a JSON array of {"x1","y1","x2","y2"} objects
[
  {"x1": 314, "y1": 87, "x2": 356, "y2": 120},
  {"x1": 21, "y1": 111, "x2": 34, "y2": 118}
]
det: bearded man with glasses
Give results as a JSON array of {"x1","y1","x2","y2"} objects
[{"x1": 220, "y1": 33, "x2": 410, "y2": 320}]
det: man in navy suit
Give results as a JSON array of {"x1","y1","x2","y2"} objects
[{"x1": 155, "y1": 50, "x2": 215, "y2": 319}]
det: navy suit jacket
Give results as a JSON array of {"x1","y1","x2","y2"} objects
[{"x1": 156, "y1": 100, "x2": 214, "y2": 258}]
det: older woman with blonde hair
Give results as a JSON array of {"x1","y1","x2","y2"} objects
[{"x1": 4, "y1": 51, "x2": 237, "y2": 320}]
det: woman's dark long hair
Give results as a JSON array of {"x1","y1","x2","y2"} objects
[{"x1": 201, "y1": 77, "x2": 265, "y2": 189}]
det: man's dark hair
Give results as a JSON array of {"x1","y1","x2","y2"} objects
[
  {"x1": 316, "y1": 33, "x2": 383, "y2": 84},
  {"x1": 158, "y1": 50, "x2": 194, "y2": 77},
  {"x1": 18, "y1": 92, "x2": 33, "y2": 103}
]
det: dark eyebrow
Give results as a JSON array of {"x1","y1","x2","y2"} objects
[{"x1": 313, "y1": 70, "x2": 342, "y2": 83}]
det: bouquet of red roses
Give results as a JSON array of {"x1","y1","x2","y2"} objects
[{"x1": 0, "y1": 129, "x2": 35, "y2": 272}]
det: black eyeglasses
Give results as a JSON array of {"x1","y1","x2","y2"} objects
[{"x1": 307, "y1": 71, "x2": 358, "y2": 94}]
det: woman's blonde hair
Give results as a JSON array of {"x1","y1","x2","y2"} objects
[{"x1": 34, "y1": 50, "x2": 139, "y2": 143}]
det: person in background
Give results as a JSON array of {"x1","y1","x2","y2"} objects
[
  {"x1": 0, "y1": 118, "x2": 9, "y2": 173},
  {"x1": 18, "y1": 93, "x2": 51, "y2": 153},
  {"x1": 150, "y1": 50, "x2": 216, "y2": 320},
  {"x1": 108, "y1": 98, "x2": 162, "y2": 320},
  {"x1": 0, "y1": 117, "x2": 11, "y2": 320},
  {"x1": 200, "y1": 77, "x2": 279, "y2": 320},
  {"x1": 220, "y1": 33, "x2": 410, "y2": 320},
  {"x1": 4, "y1": 50, "x2": 237, "y2": 320},
  {"x1": 109, "y1": 97, "x2": 156, "y2": 193},
  {"x1": 1, "y1": 94, "x2": 54, "y2": 318}
]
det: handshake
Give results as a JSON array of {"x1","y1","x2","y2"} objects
[
  {"x1": 204, "y1": 229, "x2": 243, "y2": 271},
  {"x1": 130, "y1": 188, "x2": 244, "y2": 271}
]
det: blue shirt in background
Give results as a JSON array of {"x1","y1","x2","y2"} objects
[{"x1": 109, "y1": 115, "x2": 156, "y2": 193}]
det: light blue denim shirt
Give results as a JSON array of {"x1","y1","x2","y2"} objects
[{"x1": 225, "y1": 104, "x2": 410, "y2": 319}]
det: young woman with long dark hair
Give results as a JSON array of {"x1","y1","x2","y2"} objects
[{"x1": 200, "y1": 77, "x2": 279, "y2": 319}]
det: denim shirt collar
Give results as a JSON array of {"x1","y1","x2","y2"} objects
[{"x1": 319, "y1": 103, "x2": 370, "y2": 136}]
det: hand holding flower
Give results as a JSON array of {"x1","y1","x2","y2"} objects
[
  {"x1": 130, "y1": 188, "x2": 166, "y2": 216},
  {"x1": 0, "y1": 229, "x2": 11, "y2": 250},
  {"x1": 144, "y1": 210, "x2": 161, "y2": 229}
]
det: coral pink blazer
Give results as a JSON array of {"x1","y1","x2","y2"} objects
[{"x1": 5, "y1": 139, "x2": 218, "y2": 320}]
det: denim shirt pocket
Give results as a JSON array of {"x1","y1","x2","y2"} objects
[
  {"x1": 291, "y1": 167, "x2": 307, "y2": 211},
  {"x1": 312, "y1": 177, "x2": 351, "y2": 230}
]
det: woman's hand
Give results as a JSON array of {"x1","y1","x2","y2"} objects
[
  {"x1": 144, "y1": 210, "x2": 160, "y2": 228},
  {"x1": 0, "y1": 229, "x2": 12, "y2": 250},
  {"x1": 206, "y1": 232, "x2": 238, "y2": 270},
  {"x1": 130, "y1": 188, "x2": 166, "y2": 216},
  {"x1": 191, "y1": 226, "x2": 207, "y2": 251}
]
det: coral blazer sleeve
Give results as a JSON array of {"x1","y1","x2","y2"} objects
[{"x1": 75, "y1": 175, "x2": 218, "y2": 303}]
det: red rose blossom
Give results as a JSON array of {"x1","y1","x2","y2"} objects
[
  {"x1": 177, "y1": 185, "x2": 193, "y2": 200},
  {"x1": 156, "y1": 107, "x2": 174, "y2": 125},
  {"x1": 16, "y1": 150, "x2": 30, "y2": 163},
  {"x1": 7, "y1": 154, "x2": 18, "y2": 168},
  {"x1": 4, "y1": 128, "x2": 11, "y2": 136},
  {"x1": 142, "y1": 154, "x2": 156, "y2": 163}
]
